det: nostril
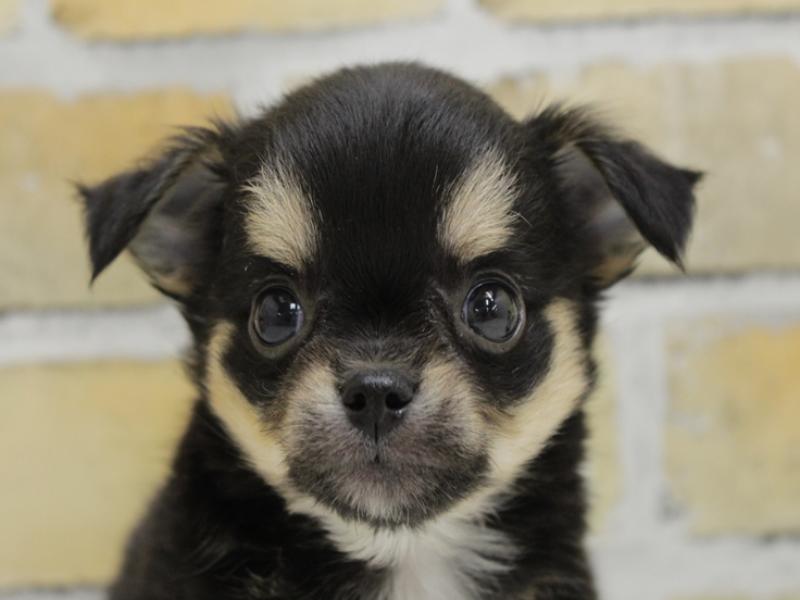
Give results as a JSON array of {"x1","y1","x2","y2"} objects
[
  {"x1": 385, "y1": 391, "x2": 410, "y2": 412},
  {"x1": 345, "y1": 391, "x2": 367, "y2": 412},
  {"x1": 340, "y1": 369, "x2": 416, "y2": 438}
]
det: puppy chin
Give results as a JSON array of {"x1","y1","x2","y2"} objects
[{"x1": 287, "y1": 446, "x2": 489, "y2": 528}]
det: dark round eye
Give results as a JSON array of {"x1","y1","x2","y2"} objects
[
  {"x1": 462, "y1": 281, "x2": 522, "y2": 343},
  {"x1": 252, "y1": 287, "x2": 305, "y2": 346}
]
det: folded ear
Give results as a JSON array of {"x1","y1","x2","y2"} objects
[
  {"x1": 79, "y1": 125, "x2": 230, "y2": 299},
  {"x1": 528, "y1": 106, "x2": 701, "y2": 288}
]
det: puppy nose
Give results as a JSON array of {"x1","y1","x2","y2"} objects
[{"x1": 341, "y1": 370, "x2": 414, "y2": 440}]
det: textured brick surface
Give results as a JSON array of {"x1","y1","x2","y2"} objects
[
  {"x1": 51, "y1": 0, "x2": 442, "y2": 39},
  {"x1": 0, "y1": 89, "x2": 232, "y2": 309},
  {"x1": 481, "y1": 0, "x2": 800, "y2": 22},
  {"x1": 585, "y1": 339, "x2": 622, "y2": 533},
  {"x1": 674, "y1": 596, "x2": 800, "y2": 600},
  {"x1": 0, "y1": 361, "x2": 194, "y2": 586},
  {"x1": 3, "y1": 0, "x2": 800, "y2": 594},
  {"x1": 0, "y1": 0, "x2": 17, "y2": 31},
  {"x1": 490, "y1": 58, "x2": 800, "y2": 276},
  {"x1": 665, "y1": 321, "x2": 800, "y2": 535},
  {"x1": 0, "y1": 592, "x2": 102, "y2": 600}
]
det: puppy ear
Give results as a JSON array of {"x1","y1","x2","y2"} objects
[
  {"x1": 79, "y1": 126, "x2": 229, "y2": 299},
  {"x1": 528, "y1": 106, "x2": 701, "y2": 288}
]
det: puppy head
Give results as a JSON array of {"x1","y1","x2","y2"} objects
[{"x1": 81, "y1": 64, "x2": 699, "y2": 528}]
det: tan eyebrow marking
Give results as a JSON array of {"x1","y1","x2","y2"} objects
[
  {"x1": 438, "y1": 148, "x2": 520, "y2": 264},
  {"x1": 242, "y1": 163, "x2": 319, "y2": 270}
]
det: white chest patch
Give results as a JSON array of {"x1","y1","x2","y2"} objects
[
  {"x1": 378, "y1": 520, "x2": 512, "y2": 600},
  {"x1": 288, "y1": 495, "x2": 515, "y2": 600}
]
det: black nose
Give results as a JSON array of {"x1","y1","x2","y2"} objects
[{"x1": 341, "y1": 370, "x2": 414, "y2": 441}]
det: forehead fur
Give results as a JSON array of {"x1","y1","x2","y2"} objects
[
  {"x1": 242, "y1": 163, "x2": 319, "y2": 270},
  {"x1": 231, "y1": 64, "x2": 519, "y2": 286},
  {"x1": 438, "y1": 149, "x2": 520, "y2": 264}
]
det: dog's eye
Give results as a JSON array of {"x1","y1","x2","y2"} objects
[
  {"x1": 462, "y1": 281, "x2": 522, "y2": 343},
  {"x1": 252, "y1": 287, "x2": 305, "y2": 346}
]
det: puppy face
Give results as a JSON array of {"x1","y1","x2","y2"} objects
[{"x1": 81, "y1": 64, "x2": 698, "y2": 528}]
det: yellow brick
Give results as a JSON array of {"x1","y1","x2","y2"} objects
[
  {"x1": 585, "y1": 338, "x2": 622, "y2": 533},
  {"x1": 0, "y1": 361, "x2": 194, "y2": 586},
  {"x1": 0, "y1": 0, "x2": 17, "y2": 31},
  {"x1": 51, "y1": 0, "x2": 442, "y2": 39},
  {"x1": 490, "y1": 58, "x2": 800, "y2": 275},
  {"x1": 481, "y1": 0, "x2": 800, "y2": 22},
  {"x1": 666, "y1": 321, "x2": 800, "y2": 535},
  {"x1": 0, "y1": 89, "x2": 232, "y2": 309}
]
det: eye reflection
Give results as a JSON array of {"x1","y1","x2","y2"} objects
[
  {"x1": 462, "y1": 281, "x2": 521, "y2": 343},
  {"x1": 253, "y1": 287, "x2": 305, "y2": 346}
]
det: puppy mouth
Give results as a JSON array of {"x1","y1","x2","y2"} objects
[{"x1": 285, "y1": 425, "x2": 489, "y2": 528}]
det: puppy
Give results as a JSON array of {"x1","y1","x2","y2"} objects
[{"x1": 80, "y1": 62, "x2": 698, "y2": 600}]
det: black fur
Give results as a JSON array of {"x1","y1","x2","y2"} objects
[{"x1": 80, "y1": 62, "x2": 699, "y2": 599}]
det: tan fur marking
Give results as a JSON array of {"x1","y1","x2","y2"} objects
[
  {"x1": 243, "y1": 163, "x2": 319, "y2": 270},
  {"x1": 206, "y1": 322, "x2": 290, "y2": 489},
  {"x1": 416, "y1": 356, "x2": 487, "y2": 449},
  {"x1": 440, "y1": 299, "x2": 588, "y2": 523},
  {"x1": 206, "y1": 326, "x2": 342, "y2": 504},
  {"x1": 488, "y1": 299, "x2": 588, "y2": 484},
  {"x1": 282, "y1": 360, "x2": 340, "y2": 426},
  {"x1": 439, "y1": 149, "x2": 520, "y2": 264}
]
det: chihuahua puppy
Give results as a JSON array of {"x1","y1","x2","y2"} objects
[{"x1": 81, "y1": 62, "x2": 698, "y2": 600}]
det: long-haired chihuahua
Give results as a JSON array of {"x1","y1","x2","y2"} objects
[{"x1": 81, "y1": 62, "x2": 698, "y2": 600}]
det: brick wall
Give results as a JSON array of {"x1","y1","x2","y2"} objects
[{"x1": 1, "y1": 1, "x2": 799, "y2": 598}]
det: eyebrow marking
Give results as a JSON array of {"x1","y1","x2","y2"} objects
[
  {"x1": 242, "y1": 162, "x2": 319, "y2": 270},
  {"x1": 438, "y1": 148, "x2": 520, "y2": 264}
]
